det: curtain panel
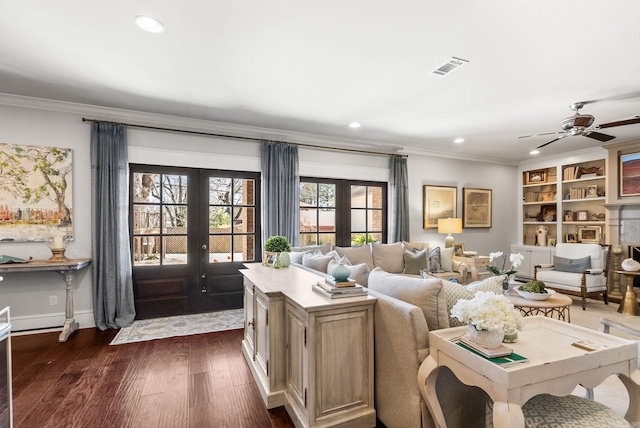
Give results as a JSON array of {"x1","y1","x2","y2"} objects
[
  {"x1": 389, "y1": 155, "x2": 409, "y2": 243},
  {"x1": 261, "y1": 141, "x2": 300, "y2": 248},
  {"x1": 90, "y1": 123, "x2": 136, "y2": 330}
]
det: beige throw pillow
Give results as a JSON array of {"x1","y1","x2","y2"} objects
[
  {"x1": 335, "y1": 245, "x2": 375, "y2": 270},
  {"x1": 371, "y1": 242, "x2": 404, "y2": 273}
]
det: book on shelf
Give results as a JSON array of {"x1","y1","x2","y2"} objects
[
  {"x1": 316, "y1": 280, "x2": 365, "y2": 294},
  {"x1": 312, "y1": 283, "x2": 368, "y2": 299},
  {"x1": 324, "y1": 277, "x2": 357, "y2": 287},
  {"x1": 456, "y1": 340, "x2": 529, "y2": 367}
]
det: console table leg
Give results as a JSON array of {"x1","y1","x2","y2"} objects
[{"x1": 58, "y1": 270, "x2": 78, "y2": 342}]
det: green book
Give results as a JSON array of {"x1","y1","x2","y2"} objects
[{"x1": 456, "y1": 342, "x2": 529, "y2": 367}]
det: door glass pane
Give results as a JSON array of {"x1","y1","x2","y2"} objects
[
  {"x1": 163, "y1": 206, "x2": 187, "y2": 234},
  {"x1": 234, "y1": 179, "x2": 255, "y2": 205},
  {"x1": 300, "y1": 182, "x2": 317, "y2": 205},
  {"x1": 370, "y1": 186, "x2": 383, "y2": 208},
  {"x1": 233, "y1": 207, "x2": 254, "y2": 233},
  {"x1": 209, "y1": 235, "x2": 232, "y2": 263},
  {"x1": 351, "y1": 185, "x2": 366, "y2": 208},
  {"x1": 300, "y1": 208, "x2": 318, "y2": 232},
  {"x1": 163, "y1": 236, "x2": 187, "y2": 264},
  {"x1": 210, "y1": 207, "x2": 232, "y2": 233},
  {"x1": 300, "y1": 233, "x2": 317, "y2": 246},
  {"x1": 318, "y1": 183, "x2": 335, "y2": 207},
  {"x1": 209, "y1": 177, "x2": 232, "y2": 204},
  {"x1": 162, "y1": 175, "x2": 188, "y2": 204},
  {"x1": 369, "y1": 233, "x2": 382, "y2": 243},
  {"x1": 368, "y1": 210, "x2": 382, "y2": 232},
  {"x1": 351, "y1": 209, "x2": 366, "y2": 231},
  {"x1": 351, "y1": 233, "x2": 369, "y2": 246},
  {"x1": 133, "y1": 236, "x2": 160, "y2": 265},
  {"x1": 134, "y1": 205, "x2": 161, "y2": 234},
  {"x1": 319, "y1": 208, "x2": 335, "y2": 232},
  {"x1": 133, "y1": 173, "x2": 160, "y2": 203},
  {"x1": 233, "y1": 235, "x2": 255, "y2": 261},
  {"x1": 318, "y1": 234, "x2": 335, "y2": 246}
]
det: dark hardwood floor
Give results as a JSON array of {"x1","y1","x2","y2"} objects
[{"x1": 10, "y1": 328, "x2": 295, "y2": 428}]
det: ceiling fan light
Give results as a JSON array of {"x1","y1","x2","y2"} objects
[
  {"x1": 135, "y1": 15, "x2": 165, "y2": 33},
  {"x1": 349, "y1": 122, "x2": 361, "y2": 128},
  {"x1": 453, "y1": 138, "x2": 464, "y2": 143},
  {"x1": 530, "y1": 149, "x2": 540, "y2": 155}
]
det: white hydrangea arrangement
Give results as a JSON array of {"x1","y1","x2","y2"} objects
[{"x1": 450, "y1": 291, "x2": 523, "y2": 332}]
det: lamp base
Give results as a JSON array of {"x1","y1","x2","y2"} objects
[
  {"x1": 47, "y1": 248, "x2": 69, "y2": 263},
  {"x1": 445, "y1": 234, "x2": 455, "y2": 248}
]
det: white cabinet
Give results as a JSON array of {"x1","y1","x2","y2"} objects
[
  {"x1": 241, "y1": 264, "x2": 376, "y2": 428},
  {"x1": 511, "y1": 245, "x2": 555, "y2": 280}
]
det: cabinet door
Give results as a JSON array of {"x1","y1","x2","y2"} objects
[
  {"x1": 286, "y1": 303, "x2": 308, "y2": 413},
  {"x1": 255, "y1": 290, "x2": 270, "y2": 379},
  {"x1": 243, "y1": 279, "x2": 255, "y2": 356}
]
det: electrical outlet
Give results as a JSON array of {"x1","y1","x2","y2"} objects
[{"x1": 49, "y1": 295, "x2": 57, "y2": 306}]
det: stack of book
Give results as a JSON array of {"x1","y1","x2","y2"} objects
[
  {"x1": 569, "y1": 187, "x2": 586, "y2": 200},
  {"x1": 312, "y1": 277, "x2": 368, "y2": 299},
  {"x1": 563, "y1": 166, "x2": 580, "y2": 180}
]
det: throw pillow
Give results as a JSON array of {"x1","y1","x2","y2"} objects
[
  {"x1": 429, "y1": 247, "x2": 442, "y2": 273},
  {"x1": 335, "y1": 245, "x2": 375, "y2": 270},
  {"x1": 371, "y1": 242, "x2": 404, "y2": 273},
  {"x1": 442, "y1": 275, "x2": 505, "y2": 327},
  {"x1": 302, "y1": 252, "x2": 334, "y2": 273},
  {"x1": 367, "y1": 267, "x2": 449, "y2": 331},
  {"x1": 288, "y1": 251, "x2": 310, "y2": 265},
  {"x1": 440, "y1": 246, "x2": 454, "y2": 272},
  {"x1": 327, "y1": 257, "x2": 370, "y2": 286},
  {"x1": 554, "y1": 255, "x2": 591, "y2": 273},
  {"x1": 403, "y1": 241, "x2": 425, "y2": 253},
  {"x1": 403, "y1": 249, "x2": 429, "y2": 275}
]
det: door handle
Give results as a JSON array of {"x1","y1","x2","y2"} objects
[{"x1": 202, "y1": 244, "x2": 207, "y2": 250}]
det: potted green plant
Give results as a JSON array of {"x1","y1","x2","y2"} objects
[{"x1": 264, "y1": 235, "x2": 291, "y2": 268}]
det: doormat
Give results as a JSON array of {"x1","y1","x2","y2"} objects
[{"x1": 110, "y1": 308, "x2": 244, "y2": 345}]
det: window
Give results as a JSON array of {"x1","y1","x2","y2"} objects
[{"x1": 299, "y1": 179, "x2": 386, "y2": 247}]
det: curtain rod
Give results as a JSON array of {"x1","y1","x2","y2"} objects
[{"x1": 82, "y1": 117, "x2": 407, "y2": 158}]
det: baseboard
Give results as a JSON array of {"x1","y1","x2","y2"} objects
[{"x1": 10, "y1": 309, "x2": 95, "y2": 333}]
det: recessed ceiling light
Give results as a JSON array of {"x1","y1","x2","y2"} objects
[
  {"x1": 349, "y1": 122, "x2": 361, "y2": 128},
  {"x1": 453, "y1": 138, "x2": 464, "y2": 143},
  {"x1": 530, "y1": 149, "x2": 540, "y2": 155},
  {"x1": 135, "y1": 15, "x2": 165, "y2": 33}
]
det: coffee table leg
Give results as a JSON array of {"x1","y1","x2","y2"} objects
[{"x1": 493, "y1": 401, "x2": 525, "y2": 428}]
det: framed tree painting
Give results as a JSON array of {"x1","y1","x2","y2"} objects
[
  {"x1": 423, "y1": 185, "x2": 457, "y2": 229},
  {"x1": 0, "y1": 143, "x2": 73, "y2": 242},
  {"x1": 462, "y1": 187, "x2": 492, "y2": 228}
]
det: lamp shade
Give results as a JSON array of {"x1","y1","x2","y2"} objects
[{"x1": 438, "y1": 218, "x2": 462, "y2": 234}]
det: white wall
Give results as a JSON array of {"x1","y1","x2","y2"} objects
[{"x1": 0, "y1": 96, "x2": 520, "y2": 331}]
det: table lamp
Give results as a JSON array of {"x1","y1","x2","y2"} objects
[{"x1": 438, "y1": 218, "x2": 462, "y2": 248}]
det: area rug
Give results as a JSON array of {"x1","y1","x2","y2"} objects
[{"x1": 110, "y1": 308, "x2": 244, "y2": 345}]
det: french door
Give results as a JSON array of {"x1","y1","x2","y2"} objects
[{"x1": 130, "y1": 165, "x2": 260, "y2": 319}]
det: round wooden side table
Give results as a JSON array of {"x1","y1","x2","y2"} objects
[
  {"x1": 507, "y1": 290, "x2": 573, "y2": 322},
  {"x1": 614, "y1": 270, "x2": 640, "y2": 316}
]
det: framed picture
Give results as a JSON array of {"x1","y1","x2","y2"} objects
[
  {"x1": 576, "y1": 210, "x2": 589, "y2": 221},
  {"x1": 453, "y1": 242, "x2": 465, "y2": 256},
  {"x1": 620, "y1": 152, "x2": 640, "y2": 197},
  {"x1": 541, "y1": 204, "x2": 556, "y2": 222},
  {"x1": 565, "y1": 233, "x2": 577, "y2": 243},
  {"x1": 525, "y1": 170, "x2": 547, "y2": 185},
  {"x1": 586, "y1": 185, "x2": 598, "y2": 198},
  {"x1": 576, "y1": 226, "x2": 602, "y2": 244},
  {"x1": 462, "y1": 188, "x2": 492, "y2": 228},
  {"x1": 564, "y1": 211, "x2": 575, "y2": 222},
  {"x1": 423, "y1": 185, "x2": 457, "y2": 229}
]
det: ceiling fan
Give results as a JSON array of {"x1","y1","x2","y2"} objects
[{"x1": 519, "y1": 102, "x2": 640, "y2": 149}]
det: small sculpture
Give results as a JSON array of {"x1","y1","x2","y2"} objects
[{"x1": 621, "y1": 258, "x2": 640, "y2": 272}]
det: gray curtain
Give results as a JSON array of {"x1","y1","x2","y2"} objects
[
  {"x1": 90, "y1": 123, "x2": 136, "y2": 330},
  {"x1": 261, "y1": 141, "x2": 300, "y2": 248},
  {"x1": 389, "y1": 155, "x2": 410, "y2": 243}
]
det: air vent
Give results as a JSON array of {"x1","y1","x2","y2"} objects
[{"x1": 433, "y1": 57, "x2": 469, "y2": 76}]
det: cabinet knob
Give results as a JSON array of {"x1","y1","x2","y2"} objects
[{"x1": 247, "y1": 318, "x2": 255, "y2": 328}]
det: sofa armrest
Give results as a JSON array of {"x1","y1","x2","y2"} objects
[{"x1": 536, "y1": 263, "x2": 554, "y2": 269}]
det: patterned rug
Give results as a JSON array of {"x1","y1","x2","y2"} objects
[{"x1": 110, "y1": 308, "x2": 245, "y2": 345}]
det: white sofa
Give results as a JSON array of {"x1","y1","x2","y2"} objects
[{"x1": 534, "y1": 243, "x2": 611, "y2": 310}]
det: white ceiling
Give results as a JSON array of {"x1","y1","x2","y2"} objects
[{"x1": 2, "y1": 1, "x2": 640, "y2": 163}]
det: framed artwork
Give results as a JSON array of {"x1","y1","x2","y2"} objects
[
  {"x1": 576, "y1": 210, "x2": 589, "y2": 221},
  {"x1": 620, "y1": 152, "x2": 640, "y2": 197},
  {"x1": 564, "y1": 211, "x2": 575, "y2": 222},
  {"x1": 452, "y1": 242, "x2": 465, "y2": 257},
  {"x1": 525, "y1": 170, "x2": 547, "y2": 185},
  {"x1": 423, "y1": 185, "x2": 457, "y2": 229},
  {"x1": 462, "y1": 188, "x2": 492, "y2": 228},
  {"x1": 586, "y1": 185, "x2": 598, "y2": 198},
  {"x1": 0, "y1": 142, "x2": 73, "y2": 242},
  {"x1": 576, "y1": 226, "x2": 602, "y2": 244},
  {"x1": 540, "y1": 204, "x2": 556, "y2": 222},
  {"x1": 565, "y1": 233, "x2": 577, "y2": 243}
]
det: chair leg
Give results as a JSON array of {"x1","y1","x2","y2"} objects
[{"x1": 603, "y1": 290, "x2": 608, "y2": 305}]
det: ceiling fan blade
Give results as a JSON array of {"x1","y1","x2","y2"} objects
[
  {"x1": 518, "y1": 131, "x2": 564, "y2": 139},
  {"x1": 597, "y1": 116, "x2": 640, "y2": 129},
  {"x1": 579, "y1": 92, "x2": 640, "y2": 106},
  {"x1": 535, "y1": 135, "x2": 568, "y2": 149},
  {"x1": 585, "y1": 131, "x2": 616, "y2": 142},
  {"x1": 573, "y1": 116, "x2": 593, "y2": 127}
]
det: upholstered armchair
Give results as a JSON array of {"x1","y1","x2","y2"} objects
[{"x1": 534, "y1": 243, "x2": 611, "y2": 310}]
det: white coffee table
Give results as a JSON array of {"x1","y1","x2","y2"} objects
[{"x1": 418, "y1": 316, "x2": 640, "y2": 428}]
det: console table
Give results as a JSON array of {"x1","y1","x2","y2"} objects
[
  {"x1": 0, "y1": 259, "x2": 91, "y2": 342},
  {"x1": 241, "y1": 263, "x2": 376, "y2": 428},
  {"x1": 453, "y1": 255, "x2": 491, "y2": 282}
]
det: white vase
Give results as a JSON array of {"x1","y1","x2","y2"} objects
[{"x1": 467, "y1": 324, "x2": 504, "y2": 348}]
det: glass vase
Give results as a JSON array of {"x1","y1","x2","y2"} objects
[{"x1": 273, "y1": 254, "x2": 283, "y2": 269}]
